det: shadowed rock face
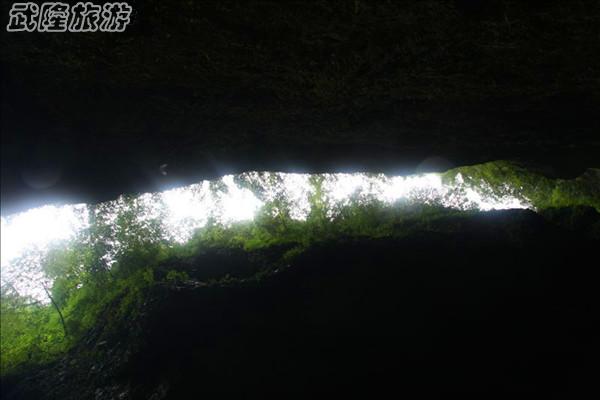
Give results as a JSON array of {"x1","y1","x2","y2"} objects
[
  {"x1": 1, "y1": 2, "x2": 598, "y2": 395},
  {"x1": 1, "y1": 210, "x2": 596, "y2": 397},
  {"x1": 2, "y1": 0, "x2": 599, "y2": 213},
  {"x1": 136, "y1": 213, "x2": 597, "y2": 397}
]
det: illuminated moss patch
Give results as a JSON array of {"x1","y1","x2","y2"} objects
[{"x1": 443, "y1": 161, "x2": 600, "y2": 212}]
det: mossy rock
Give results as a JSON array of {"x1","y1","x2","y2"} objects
[{"x1": 443, "y1": 161, "x2": 600, "y2": 211}]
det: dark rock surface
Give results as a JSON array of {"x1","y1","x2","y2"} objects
[
  {"x1": 2, "y1": 210, "x2": 597, "y2": 397},
  {"x1": 2, "y1": 1, "x2": 599, "y2": 395},
  {"x1": 2, "y1": 0, "x2": 599, "y2": 213}
]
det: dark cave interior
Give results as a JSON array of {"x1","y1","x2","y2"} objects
[{"x1": 1, "y1": 1, "x2": 599, "y2": 397}]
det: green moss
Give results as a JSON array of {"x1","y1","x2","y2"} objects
[
  {"x1": 3, "y1": 161, "x2": 598, "y2": 376},
  {"x1": 165, "y1": 270, "x2": 190, "y2": 284},
  {"x1": 443, "y1": 161, "x2": 600, "y2": 211}
]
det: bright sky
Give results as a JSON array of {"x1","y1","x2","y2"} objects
[{"x1": 0, "y1": 171, "x2": 531, "y2": 301}]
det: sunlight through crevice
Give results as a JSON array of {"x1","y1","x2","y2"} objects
[{"x1": 1, "y1": 170, "x2": 531, "y2": 301}]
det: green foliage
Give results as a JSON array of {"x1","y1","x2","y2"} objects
[
  {"x1": 2, "y1": 161, "x2": 598, "y2": 376},
  {"x1": 0, "y1": 294, "x2": 67, "y2": 375},
  {"x1": 444, "y1": 161, "x2": 600, "y2": 212},
  {"x1": 0, "y1": 198, "x2": 167, "y2": 376},
  {"x1": 165, "y1": 270, "x2": 189, "y2": 284}
]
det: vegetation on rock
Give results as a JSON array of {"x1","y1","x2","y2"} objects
[{"x1": 1, "y1": 162, "x2": 598, "y2": 378}]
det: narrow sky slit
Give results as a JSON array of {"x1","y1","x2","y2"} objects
[{"x1": 0, "y1": 171, "x2": 531, "y2": 301}]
